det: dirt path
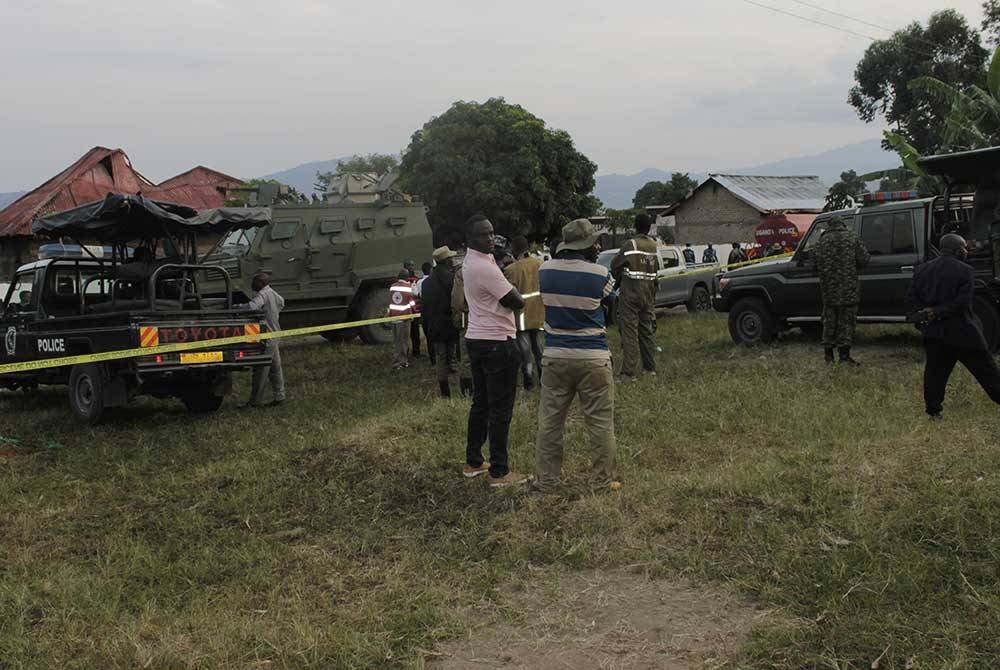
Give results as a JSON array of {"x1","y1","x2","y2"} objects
[{"x1": 430, "y1": 569, "x2": 772, "y2": 670}]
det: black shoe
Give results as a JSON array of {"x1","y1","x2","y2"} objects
[
  {"x1": 824, "y1": 347, "x2": 835, "y2": 364},
  {"x1": 838, "y1": 347, "x2": 860, "y2": 366},
  {"x1": 269, "y1": 399, "x2": 285, "y2": 407},
  {"x1": 438, "y1": 381, "x2": 452, "y2": 399},
  {"x1": 928, "y1": 412, "x2": 943, "y2": 422}
]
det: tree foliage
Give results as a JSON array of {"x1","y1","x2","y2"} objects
[
  {"x1": 631, "y1": 173, "x2": 698, "y2": 209},
  {"x1": 314, "y1": 153, "x2": 399, "y2": 192},
  {"x1": 848, "y1": 9, "x2": 988, "y2": 154},
  {"x1": 824, "y1": 170, "x2": 868, "y2": 212},
  {"x1": 398, "y1": 98, "x2": 599, "y2": 240},
  {"x1": 984, "y1": 0, "x2": 1000, "y2": 45}
]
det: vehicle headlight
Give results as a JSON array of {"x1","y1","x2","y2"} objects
[{"x1": 719, "y1": 277, "x2": 730, "y2": 292}]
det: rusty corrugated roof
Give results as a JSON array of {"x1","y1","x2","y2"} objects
[{"x1": 0, "y1": 148, "x2": 241, "y2": 238}]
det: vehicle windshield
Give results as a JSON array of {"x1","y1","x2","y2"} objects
[
  {"x1": 221, "y1": 227, "x2": 257, "y2": 252},
  {"x1": 596, "y1": 250, "x2": 616, "y2": 268},
  {"x1": 797, "y1": 220, "x2": 832, "y2": 255}
]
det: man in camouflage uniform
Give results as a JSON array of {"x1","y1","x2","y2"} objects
[
  {"x1": 815, "y1": 216, "x2": 870, "y2": 365},
  {"x1": 611, "y1": 213, "x2": 660, "y2": 380}
]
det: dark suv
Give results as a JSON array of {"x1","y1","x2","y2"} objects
[{"x1": 714, "y1": 186, "x2": 1000, "y2": 351}]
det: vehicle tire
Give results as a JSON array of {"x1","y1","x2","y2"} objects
[
  {"x1": 973, "y1": 294, "x2": 1000, "y2": 353},
  {"x1": 728, "y1": 297, "x2": 776, "y2": 346},
  {"x1": 68, "y1": 364, "x2": 107, "y2": 424},
  {"x1": 181, "y1": 387, "x2": 225, "y2": 413},
  {"x1": 686, "y1": 285, "x2": 712, "y2": 313},
  {"x1": 358, "y1": 287, "x2": 395, "y2": 345},
  {"x1": 321, "y1": 328, "x2": 358, "y2": 343}
]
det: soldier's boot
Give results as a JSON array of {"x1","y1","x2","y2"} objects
[
  {"x1": 459, "y1": 377, "x2": 474, "y2": 397},
  {"x1": 438, "y1": 380, "x2": 451, "y2": 399},
  {"x1": 838, "y1": 347, "x2": 860, "y2": 366},
  {"x1": 824, "y1": 347, "x2": 835, "y2": 364}
]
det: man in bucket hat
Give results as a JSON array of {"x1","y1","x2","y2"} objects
[{"x1": 533, "y1": 219, "x2": 621, "y2": 493}]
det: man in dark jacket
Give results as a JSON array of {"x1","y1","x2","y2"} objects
[
  {"x1": 907, "y1": 234, "x2": 1000, "y2": 419},
  {"x1": 421, "y1": 246, "x2": 461, "y2": 397},
  {"x1": 815, "y1": 216, "x2": 870, "y2": 365}
]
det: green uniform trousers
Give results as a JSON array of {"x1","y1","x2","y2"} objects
[
  {"x1": 535, "y1": 357, "x2": 617, "y2": 491},
  {"x1": 821, "y1": 304, "x2": 858, "y2": 348},
  {"x1": 618, "y1": 288, "x2": 656, "y2": 377}
]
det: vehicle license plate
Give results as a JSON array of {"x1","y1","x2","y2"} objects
[{"x1": 179, "y1": 351, "x2": 223, "y2": 364}]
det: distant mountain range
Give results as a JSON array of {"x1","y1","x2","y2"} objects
[
  {"x1": 255, "y1": 139, "x2": 900, "y2": 210},
  {"x1": 0, "y1": 192, "x2": 25, "y2": 209},
  {"x1": 593, "y1": 139, "x2": 898, "y2": 208},
  {"x1": 260, "y1": 157, "x2": 355, "y2": 195}
]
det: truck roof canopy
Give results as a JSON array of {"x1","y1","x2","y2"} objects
[
  {"x1": 918, "y1": 146, "x2": 1000, "y2": 182},
  {"x1": 32, "y1": 193, "x2": 271, "y2": 242}
]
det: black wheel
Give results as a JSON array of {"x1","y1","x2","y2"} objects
[
  {"x1": 358, "y1": 287, "x2": 395, "y2": 345},
  {"x1": 686, "y1": 285, "x2": 712, "y2": 313},
  {"x1": 181, "y1": 387, "x2": 225, "y2": 413},
  {"x1": 68, "y1": 364, "x2": 106, "y2": 424},
  {"x1": 321, "y1": 328, "x2": 358, "y2": 343},
  {"x1": 727, "y1": 297, "x2": 776, "y2": 346},
  {"x1": 973, "y1": 294, "x2": 1000, "y2": 353}
]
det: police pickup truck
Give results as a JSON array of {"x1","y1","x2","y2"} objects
[
  {"x1": 714, "y1": 147, "x2": 1000, "y2": 351},
  {"x1": 0, "y1": 195, "x2": 273, "y2": 423}
]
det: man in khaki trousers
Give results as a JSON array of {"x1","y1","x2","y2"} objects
[{"x1": 534, "y1": 219, "x2": 620, "y2": 493}]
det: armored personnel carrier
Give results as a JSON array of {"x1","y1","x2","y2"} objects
[{"x1": 203, "y1": 198, "x2": 434, "y2": 345}]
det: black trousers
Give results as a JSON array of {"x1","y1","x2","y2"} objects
[
  {"x1": 465, "y1": 338, "x2": 519, "y2": 477},
  {"x1": 923, "y1": 338, "x2": 1000, "y2": 415},
  {"x1": 516, "y1": 329, "x2": 544, "y2": 388},
  {"x1": 410, "y1": 319, "x2": 422, "y2": 357}
]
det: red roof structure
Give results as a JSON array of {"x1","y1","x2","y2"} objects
[{"x1": 0, "y1": 147, "x2": 243, "y2": 237}]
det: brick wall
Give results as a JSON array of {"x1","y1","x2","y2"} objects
[{"x1": 673, "y1": 184, "x2": 761, "y2": 244}]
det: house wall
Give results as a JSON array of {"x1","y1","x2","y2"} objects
[
  {"x1": 0, "y1": 237, "x2": 31, "y2": 278},
  {"x1": 672, "y1": 185, "x2": 761, "y2": 244}
]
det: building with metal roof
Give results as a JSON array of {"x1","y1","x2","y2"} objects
[
  {"x1": 663, "y1": 174, "x2": 826, "y2": 245},
  {"x1": 0, "y1": 147, "x2": 243, "y2": 275}
]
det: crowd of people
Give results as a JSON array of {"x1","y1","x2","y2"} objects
[{"x1": 236, "y1": 212, "x2": 1000, "y2": 488}]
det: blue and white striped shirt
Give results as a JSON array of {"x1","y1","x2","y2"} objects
[{"x1": 539, "y1": 256, "x2": 616, "y2": 360}]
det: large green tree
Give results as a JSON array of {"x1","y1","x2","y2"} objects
[
  {"x1": 984, "y1": 0, "x2": 1000, "y2": 44},
  {"x1": 631, "y1": 172, "x2": 697, "y2": 209},
  {"x1": 849, "y1": 9, "x2": 988, "y2": 154},
  {"x1": 398, "y1": 98, "x2": 599, "y2": 239},
  {"x1": 824, "y1": 170, "x2": 869, "y2": 212},
  {"x1": 314, "y1": 153, "x2": 399, "y2": 192}
]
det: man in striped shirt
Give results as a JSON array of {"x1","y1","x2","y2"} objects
[{"x1": 534, "y1": 219, "x2": 621, "y2": 493}]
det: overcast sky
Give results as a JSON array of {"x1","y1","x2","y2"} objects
[{"x1": 0, "y1": 0, "x2": 986, "y2": 191}]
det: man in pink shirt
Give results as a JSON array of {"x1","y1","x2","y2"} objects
[{"x1": 462, "y1": 214, "x2": 531, "y2": 488}]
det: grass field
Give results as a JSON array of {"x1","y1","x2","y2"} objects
[{"x1": 1, "y1": 312, "x2": 999, "y2": 669}]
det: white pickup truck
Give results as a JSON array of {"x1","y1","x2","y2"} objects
[{"x1": 598, "y1": 244, "x2": 720, "y2": 312}]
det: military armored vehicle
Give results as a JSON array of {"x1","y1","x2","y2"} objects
[{"x1": 203, "y1": 198, "x2": 434, "y2": 345}]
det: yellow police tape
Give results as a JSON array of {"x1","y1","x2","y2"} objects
[
  {"x1": 1, "y1": 254, "x2": 794, "y2": 377},
  {"x1": 0, "y1": 313, "x2": 419, "y2": 376},
  {"x1": 659, "y1": 252, "x2": 794, "y2": 279}
]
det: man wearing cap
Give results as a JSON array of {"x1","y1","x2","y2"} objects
[
  {"x1": 815, "y1": 216, "x2": 870, "y2": 365},
  {"x1": 504, "y1": 235, "x2": 544, "y2": 390},
  {"x1": 611, "y1": 213, "x2": 660, "y2": 380},
  {"x1": 907, "y1": 233, "x2": 1000, "y2": 419},
  {"x1": 462, "y1": 214, "x2": 530, "y2": 488},
  {"x1": 421, "y1": 246, "x2": 461, "y2": 397},
  {"x1": 534, "y1": 219, "x2": 621, "y2": 493}
]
